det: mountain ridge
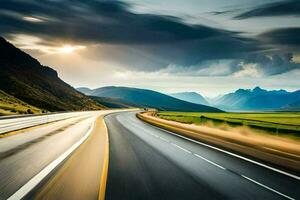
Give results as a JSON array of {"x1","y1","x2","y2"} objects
[
  {"x1": 0, "y1": 37, "x2": 104, "y2": 111},
  {"x1": 212, "y1": 87, "x2": 300, "y2": 111},
  {"x1": 169, "y1": 92, "x2": 209, "y2": 106},
  {"x1": 77, "y1": 86, "x2": 222, "y2": 112}
]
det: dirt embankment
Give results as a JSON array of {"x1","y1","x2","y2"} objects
[{"x1": 137, "y1": 111, "x2": 300, "y2": 172}]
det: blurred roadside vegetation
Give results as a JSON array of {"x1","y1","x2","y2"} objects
[
  {"x1": 157, "y1": 111, "x2": 300, "y2": 139},
  {"x1": 0, "y1": 89, "x2": 43, "y2": 115}
]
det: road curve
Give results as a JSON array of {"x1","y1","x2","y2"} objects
[{"x1": 105, "y1": 112, "x2": 300, "y2": 200}]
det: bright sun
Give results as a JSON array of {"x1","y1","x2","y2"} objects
[
  {"x1": 58, "y1": 45, "x2": 86, "y2": 54},
  {"x1": 59, "y1": 45, "x2": 75, "y2": 54}
]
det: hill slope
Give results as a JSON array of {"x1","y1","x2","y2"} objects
[
  {"x1": 213, "y1": 87, "x2": 300, "y2": 111},
  {"x1": 89, "y1": 96, "x2": 136, "y2": 109},
  {"x1": 283, "y1": 99, "x2": 300, "y2": 110},
  {"x1": 78, "y1": 86, "x2": 222, "y2": 112},
  {"x1": 0, "y1": 89, "x2": 42, "y2": 115},
  {"x1": 170, "y1": 92, "x2": 209, "y2": 105},
  {"x1": 0, "y1": 37, "x2": 104, "y2": 111}
]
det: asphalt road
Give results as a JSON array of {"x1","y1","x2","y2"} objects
[
  {"x1": 105, "y1": 112, "x2": 300, "y2": 200},
  {"x1": 0, "y1": 110, "x2": 299, "y2": 200},
  {"x1": 27, "y1": 116, "x2": 109, "y2": 200},
  {"x1": 0, "y1": 112, "x2": 101, "y2": 200}
]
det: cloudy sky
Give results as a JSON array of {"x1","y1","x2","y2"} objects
[{"x1": 0, "y1": 0, "x2": 299, "y2": 97}]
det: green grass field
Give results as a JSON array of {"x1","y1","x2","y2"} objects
[
  {"x1": 0, "y1": 89, "x2": 43, "y2": 115},
  {"x1": 157, "y1": 111, "x2": 300, "y2": 137}
]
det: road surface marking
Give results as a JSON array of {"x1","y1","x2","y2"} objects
[
  {"x1": 171, "y1": 143, "x2": 192, "y2": 154},
  {"x1": 152, "y1": 126, "x2": 300, "y2": 181},
  {"x1": 147, "y1": 126, "x2": 226, "y2": 170},
  {"x1": 145, "y1": 123, "x2": 296, "y2": 199},
  {"x1": 7, "y1": 119, "x2": 96, "y2": 200},
  {"x1": 99, "y1": 117, "x2": 109, "y2": 200},
  {"x1": 193, "y1": 153, "x2": 226, "y2": 170},
  {"x1": 241, "y1": 175, "x2": 295, "y2": 200},
  {"x1": 159, "y1": 137, "x2": 170, "y2": 143}
]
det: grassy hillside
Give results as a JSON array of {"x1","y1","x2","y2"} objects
[
  {"x1": 90, "y1": 96, "x2": 136, "y2": 108},
  {"x1": 78, "y1": 86, "x2": 222, "y2": 112},
  {"x1": 0, "y1": 89, "x2": 42, "y2": 115},
  {"x1": 0, "y1": 37, "x2": 104, "y2": 111},
  {"x1": 157, "y1": 111, "x2": 300, "y2": 137}
]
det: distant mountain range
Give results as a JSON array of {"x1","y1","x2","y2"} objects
[
  {"x1": 212, "y1": 87, "x2": 300, "y2": 111},
  {"x1": 0, "y1": 37, "x2": 104, "y2": 112},
  {"x1": 77, "y1": 87, "x2": 222, "y2": 112},
  {"x1": 169, "y1": 92, "x2": 209, "y2": 106}
]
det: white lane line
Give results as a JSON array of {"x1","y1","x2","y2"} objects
[
  {"x1": 7, "y1": 119, "x2": 96, "y2": 200},
  {"x1": 194, "y1": 153, "x2": 226, "y2": 170},
  {"x1": 171, "y1": 143, "x2": 191, "y2": 154},
  {"x1": 241, "y1": 175, "x2": 295, "y2": 200},
  {"x1": 159, "y1": 137, "x2": 170, "y2": 143},
  {"x1": 148, "y1": 126, "x2": 225, "y2": 170},
  {"x1": 152, "y1": 126, "x2": 300, "y2": 181},
  {"x1": 150, "y1": 133, "x2": 156, "y2": 137},
  {"x1": 154, "y1": 128, "x2": 293, "y2": 200}
]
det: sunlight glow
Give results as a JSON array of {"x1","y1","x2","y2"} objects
[
  {"x1": 58, "y1": 45, "x2": 86, "y2": 54},
  {"x1": 9, "y1": 34, "x2": 87, "y2": 54},
  {"x1": 23, "y1": 16, "x2": 44, "y2": 23},
  {"x1": 292, "y1": 54, "x2": 300, "y2": 64}
]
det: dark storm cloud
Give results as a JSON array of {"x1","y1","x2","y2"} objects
[
  {"x1": 235, "y1": 53, "x2": 300, "y2": 76},
  {"x1": 1, "y1": 0, "x2": 298, "y2": 76},
  {"x1": 0, "y1": 0, "x2": 230, "y2": 44},
  {"x1": 234, "y1": 0, "x2": 300, "y2": 19},
  {"x1": 0, "y1": 0, "x2": 260, "y2": 67},
  {"x1": 210, "y1": 9, "x2": 238, "y2": 16},
  {"x1": 259, "y1": 27, "x2": 300, "y2": 50}
]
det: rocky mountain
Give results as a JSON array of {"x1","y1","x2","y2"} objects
[
  {"x1": 213, "y1": 87, "x2": 300, "y2": 111},
  {"x1": 0, "y1": 37, "x2": 104, "y2": 111}
]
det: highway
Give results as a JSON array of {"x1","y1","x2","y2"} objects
[
  {"x1": 0, "y1": 111, "x2": 99, "y2": 134},
  {"x1": 0, "y1": 111, "x2": 299, "y2": 200},
  {"x1": 105, "y1": 112, "x2": 300, "y2": 200},
  {"x1": 0, "y1": 111, "x2": 109, "y2": 200}
]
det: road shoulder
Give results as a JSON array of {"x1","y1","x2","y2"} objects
[{"x1": 27, "y1": 116, "x2": 109, "y2": 200}]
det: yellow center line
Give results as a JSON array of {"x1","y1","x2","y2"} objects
[{"x1": 98, "y1": 117, "x2": 109, "y2": 200}]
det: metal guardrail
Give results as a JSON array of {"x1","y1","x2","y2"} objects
[{"x1": 0, "y1": 111, "x2": 100, "y2": 135}]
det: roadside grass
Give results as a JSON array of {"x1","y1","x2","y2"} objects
[
  {"x1": 139, "y1": 112, "x2": 300, "y2": 171},
  {"x1": 156, "y1": 111, "x2": 300, "y2": 139},
  {"x1": 0, "y1": 89, "x2": 43, "y2": 115}
]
